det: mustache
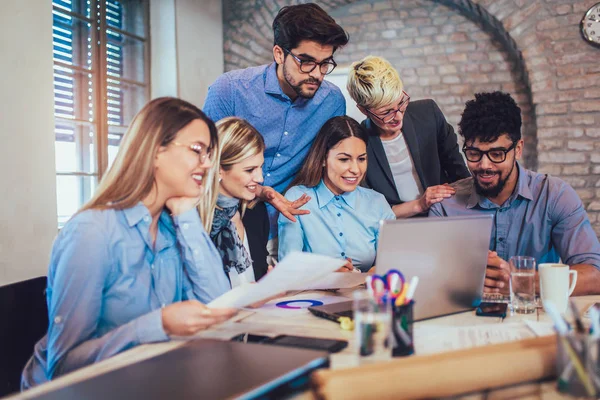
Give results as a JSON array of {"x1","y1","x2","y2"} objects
[
  {"x1": 302, "y1": 79, "x2": 321, "y2": 85},
  {"x1": 473, "y1": 169, "x2": 499, "y2": 176}
]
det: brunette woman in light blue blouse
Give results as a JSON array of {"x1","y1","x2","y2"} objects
[
  {"x1": 278, "y1": 116, "x2": 396, "y2": 272},
  {"x1": 21, "y1": 98, "x2": 237, "y2": 389}
]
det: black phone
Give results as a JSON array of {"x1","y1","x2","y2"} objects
[
  {"x1": 269, "y1": 335, "x2": 348, "y2": 353},
  {"x1": 230, "y1": 333, "x2": 272, "y2": 343},
  {"x1": 476, "y1": 302, "x2": 508, "y2": 318},
  {"x1": 231, "y1": 333, "x2": 348, "y2": 353}
]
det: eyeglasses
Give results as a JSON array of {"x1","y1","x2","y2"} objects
[
  {"x1": 366, "y1": 91, "x2": 411, "y2": 124},
  {"x1": 283, "y1": 48, "x2": 337, "y2": 75},
  {"x1": 462, "y1": 141, "x2": 518, "y2": 163},
  {"x1": 172, "y1": 142, "x2": 212, "y2": 164}
]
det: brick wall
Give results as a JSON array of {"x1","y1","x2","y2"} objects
[{"x1": 222, "y1": 0, "x2": 600, "y2": 236}]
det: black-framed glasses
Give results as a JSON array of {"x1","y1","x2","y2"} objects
[
  {"x1": 462, "y1": 141, "x2": 518, "y2": 163},
  {"x1": 283, "y1": 48, "x2": 337, "y2": 75},
  {"x1": 366, "y1": 91, "x2": 410, "y2": 124},
  {"x1": 172, "y1": 142, "x2": 212, "y2": 164}
]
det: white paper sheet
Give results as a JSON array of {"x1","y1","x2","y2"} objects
[
  {"x1": 414, "y1": 322, "x2": 536, "y2": 355},
  {"x1": 208, "y1": 252, "x2": 346, "y2": 308},
  {"x1": 295, "y1": 272, "x2": 367, "y2": 290}
]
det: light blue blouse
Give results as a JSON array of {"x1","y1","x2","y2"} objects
[
  {"x1": 278, "y1": 180, "x2": 396, "y2": 271},
  {"x1": 21, "y1": 203, "x2": 231, "y2": 389}
]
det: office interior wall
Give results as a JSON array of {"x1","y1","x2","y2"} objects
[
  {"x1": 174, "y1": 0, "x2": 224, "y2": 108},
  {"x1": 0, "y1": 0, "x2": 57, "y2": 285}
]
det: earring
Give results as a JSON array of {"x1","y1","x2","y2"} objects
[{"x1": 218, "y1": 177, "x2": 222, "y2": 183}]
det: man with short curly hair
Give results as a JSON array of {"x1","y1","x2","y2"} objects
[{"x1": 430, "y1": 91, "x2": 600, "y2": 296}]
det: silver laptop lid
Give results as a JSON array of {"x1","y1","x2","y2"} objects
[{"x1": 376, "y1": 215, "x2": 493, "y2": 320}]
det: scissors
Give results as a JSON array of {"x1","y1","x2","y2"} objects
[{"x1": 367, "y1": 269, "x2": 406, "y2": 301}]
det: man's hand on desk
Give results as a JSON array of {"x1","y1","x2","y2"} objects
[
  {"x1": 161, "y1": 300, "x2": 237, "y2": 336},
  {"x1": 484, "y1": 251, "x2": 510, "y2": 294}
]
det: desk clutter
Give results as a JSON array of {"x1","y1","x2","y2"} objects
[
  {"x1": 546, "y1": 300, "x2": 600, "y2": 397},
  {"x1": 311, "y1": 335, "x2": 558, "y2": 400}
]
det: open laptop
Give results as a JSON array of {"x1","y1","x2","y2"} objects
[{"x1": 309, "y1": 215, "x2": 493, "y2": 322}]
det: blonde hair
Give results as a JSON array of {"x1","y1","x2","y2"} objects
[
  {"x1": 347, "y1": 55, "x2": 404, "y2": 110},
  {"x1": 198, "y1": 117, "x2": 265, "y2": 230},
  {"x1": 80, "y1": 97, "x2": 219, "y2": 217}
]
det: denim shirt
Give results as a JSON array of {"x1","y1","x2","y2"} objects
[
  {"x1": 278, "y1": 181, "x2": 396, "y2": 271},
  {"x1": 21, "y1": 203, "x2": 231, "y2": 389},
  {"x1": 203, "y1": 63, "x2": 346, "y2": 236}
]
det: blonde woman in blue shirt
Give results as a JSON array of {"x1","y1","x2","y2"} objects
[
  {"x1": 22, "y1": 98, "x2": 237, "y2": 389},
  {"x1": 278, "y1": 116, "x2": 396, "y2": 272}
]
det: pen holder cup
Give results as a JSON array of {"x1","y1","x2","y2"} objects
[
  {"x1": 556, "y1": 332, "x2": 600, "y2": 398},
  {"x1": 391, "y1": 300, "x2": 415, "y2": 357}
]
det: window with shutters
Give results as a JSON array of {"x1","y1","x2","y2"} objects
[{"x1": 52, "y1": 0, "x2": 149, "y2": 226}]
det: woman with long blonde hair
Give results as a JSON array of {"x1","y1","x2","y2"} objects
[
  {"x1": 200, "y1": 117, "x2": 270, "y2": 286},
  {"x1": 22, "y1": 97, "x2": 236, "y2": 389}
]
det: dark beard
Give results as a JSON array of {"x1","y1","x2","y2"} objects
[
  {"x1": 282, "y1": 63, "x2": 321, "y2": 99},
  {"x1": 473, "y1": 163, "x2": 515, "y2": 198}
]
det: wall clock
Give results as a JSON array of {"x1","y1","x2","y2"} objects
[{"x1": 581, "y1": 2, "x2": 600, "y2": 47}]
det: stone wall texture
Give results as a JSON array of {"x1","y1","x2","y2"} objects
[{"x1": 222, "y1": 0, "x2": 600, "y2": 236}]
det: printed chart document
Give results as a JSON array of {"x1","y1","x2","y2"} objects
[
  {"x1": 208, "y1": 252, "x2": 346, "y2": 309},
  {"x1": 414, "y1": 322, "x2": 550, "y2": 355}
]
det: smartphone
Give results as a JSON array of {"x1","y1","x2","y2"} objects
[
  {"x1": 476, "y1": 302, "x2": 508, "y2": 318},
  {"x1": 269, "y1": 335, "x2": 348, "y2": 353},
  {"x1": 230, "y1": 333, "x2": 272, "y2": 343},
  {"x1": 231, "y1": 333, "x2": 348, "y2": 353}
]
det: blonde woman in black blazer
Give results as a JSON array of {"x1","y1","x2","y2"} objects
[{"x1": 347, "y1": 56, "x2": 469, "y2": 217}]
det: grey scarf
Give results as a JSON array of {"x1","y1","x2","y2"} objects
[{"x1": 209, "y1": 194, "x2": 253, "y2": 275}]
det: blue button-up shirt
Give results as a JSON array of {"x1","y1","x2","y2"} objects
[
  {"x1": 429, "y1": 163, "x2": 600, "y2": 269},
  {"x1": 203, "y1": 63, "x2": 346, "y2": 236},
  {"x1": 278, "y1": 181, "x2": 396, "y2": 271},
  {"x1": 21, "y1": 204, "x2": 231, "y2": 389}
]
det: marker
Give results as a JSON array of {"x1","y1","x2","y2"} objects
[{"x1": 404, "y1": 276, "x2": 419, "y2": 304}]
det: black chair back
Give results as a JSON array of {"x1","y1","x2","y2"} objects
[{"x1": 0, "y1": 276, "x2": 48, "y2": 396}]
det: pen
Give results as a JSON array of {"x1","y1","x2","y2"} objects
[{"x1": 570, "y1": 300, "x2": 586, "y2": 334}]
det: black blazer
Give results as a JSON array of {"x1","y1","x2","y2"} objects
[
  {"x1": 241, "y1": 201, "x2": 270, "y2": 280},
  {"x1": 363, "y1": 99, "x2": 470, "y2": 206}
]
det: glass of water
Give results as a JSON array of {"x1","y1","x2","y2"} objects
[
  {"x1": 353, "y1": 290, "x2": 392, "y2": 365},
  {"x1": 509, "y1": 256, "x2": 536, "y2": 314}
]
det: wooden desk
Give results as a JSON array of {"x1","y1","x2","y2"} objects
[{"x1": 12, "y1": 293, "x2": 600, "y2": 400}]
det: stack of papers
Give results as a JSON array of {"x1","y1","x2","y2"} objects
[{"x1": 208, "y1": 252, "x2": 347, "y2": 308}]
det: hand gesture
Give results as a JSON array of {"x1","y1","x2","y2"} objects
[
  {"x1": 161, "y1": 300, "x2": 237, "y2": 336},
  {"x1": 484, "y1": 251, "x2": 510, "y2": 294},
  {"x1": 260, "y1": 186, "x2": 310, "y2": 222},
  {"x1": 417, "y1": 184, "x2": 455, "y2": 213}
]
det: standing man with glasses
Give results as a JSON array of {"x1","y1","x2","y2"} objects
[
  {"x1": 203, "y1": 3, "x2": 349, "y2": 263},
  {"x1": 347, "y1": 56, "x2": 469, "y2": 218},
  {"x1": 430, "y1": 91, "x2": 600, "y2": 296}
]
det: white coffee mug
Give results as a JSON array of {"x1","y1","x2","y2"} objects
[{"x1": 539, "y1": 263, "x2": 577, "y2": 314}]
